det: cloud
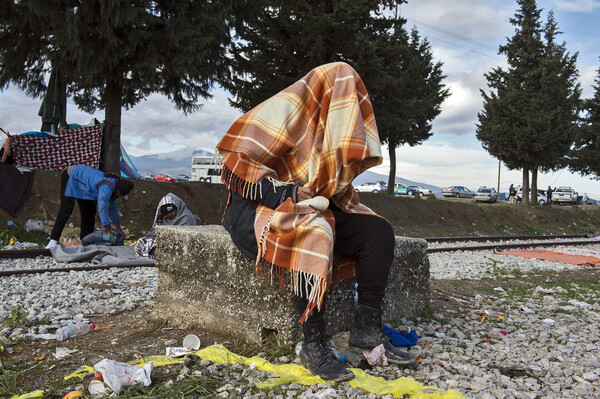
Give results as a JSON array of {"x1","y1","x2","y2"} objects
[
  {"x1": 121, "y1": 90, "x2": 241, "y2": 156},
  {"x1": 553, "y1": 0, "x2": 600, "y2": 12}
]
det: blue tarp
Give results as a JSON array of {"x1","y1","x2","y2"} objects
[{"x1": 120, "y1": 143, "x2": 141, "y2": 179}]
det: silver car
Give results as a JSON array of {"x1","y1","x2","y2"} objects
[
  {"x1": 408, "y1": 185, "x2": 433, "y2": 197},
  {"x1": 474, "y1": 187, "x2": 498, "y2": 202},
  {"x1": 441, "y1": 186, "x2": 475, "y2": 198}
]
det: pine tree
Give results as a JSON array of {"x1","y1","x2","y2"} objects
[
  {"x1": 477, "y1": 0, "x2": 580, "y2": 204},
  {"x1": 531, "y1": 11, "x2": 581, "y2": 195},
  {"x1": 374, "y1": 20, "x2": 449, "y2": 194},
  {"x1": 221, "y1": 0, "x2": 449, "y2": 190},
  {"x1": 221, "y1": 0, "x2": 389, "y2": 112},
  {"x1": 569, "y1": 64, "x2": 600, "y2": 179},
  {"x1": 0, "y1": 0, "x2": 258, "y2": 173}
]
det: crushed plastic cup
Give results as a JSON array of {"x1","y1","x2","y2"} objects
[{"x1": 183, "y1": 334, "x2": 201, "y2": 350}]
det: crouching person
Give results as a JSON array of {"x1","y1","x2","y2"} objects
[
  {"x1": 217, "y1": 62, "x2": 417, "y2": 382},
  {"x1": 47, "y1": 165, "x2": 133, "y2": 248}
]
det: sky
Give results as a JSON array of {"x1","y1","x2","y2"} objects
[{"x1": 0, "y1": 0, "x2": 599, "y2": 195}]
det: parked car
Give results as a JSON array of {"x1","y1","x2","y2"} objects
[
  {"x1": 380, "y1": 183, "x2": 418, "y2": 196},
  {"x1": 355, "y1": 181, "x2": 384, "y2": 193},
  {"x1": 408, "y1": 185, "x2": 433, "y2": 197},
  {"x1": 441, "y1": 186, "x2": 475, "y2": 198},
  {"x1": 516, "y1": 188, "x2": 548, "y2": 205},
  {"x1": 176, "y1": 174, "x2": 190, "y2": 182},
  {"x1": 153, "y1": 173, "x2": 175, "y2": 183},
  {"x1": 552, "y1": 186, "x2": 578, "y2": 205},
  {"x1": 143, "y1": 174, "x2": 154, "y2": 181},
  {"x1": 474, "y1": 186, "x2": 498, "y2": 202}
]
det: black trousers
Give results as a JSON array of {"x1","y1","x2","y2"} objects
[
  {"x1": 50, "y1": 170, "x2": 97, "y2": 241},
  {"x1": 295, "y1": 204, "x2": 395, "y2": 324}
]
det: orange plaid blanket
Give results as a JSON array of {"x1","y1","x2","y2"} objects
[{"x1": 217, "y1": 62, "x2": 383, "y2": 322}]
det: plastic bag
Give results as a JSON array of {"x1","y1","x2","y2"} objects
[
  {"x1": 24, "y1": 219, "x2": 46, "y2": 232},
  {"x1": 94, "y1": 359, "x2": 153, "y2": 393}
]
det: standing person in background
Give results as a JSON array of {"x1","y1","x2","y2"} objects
[
  {"x1": 509, "y1": 184, "x2": 517, "y2": 205},
  {"x1": 46, "y1": 165, "x2": 134, "y2": 248},
  {"x1": 547, "y1": 186, "x2": 553, "y2": 205}
]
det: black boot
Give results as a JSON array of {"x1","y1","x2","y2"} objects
[
  {"x1": 300, "y1": 321, "x2": 354, "y2": 382},
  {"x1": 349, "y1": 304, "x2": 417, "y2": 368}
]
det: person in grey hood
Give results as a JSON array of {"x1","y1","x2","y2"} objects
[
  {"x1": 154, "y1": 193, "x2": 196, "y2": 226},
  {"x1": 134, "y1": 193, "x2": 196, "y2": 258}
]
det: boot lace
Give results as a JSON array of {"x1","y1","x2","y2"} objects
[{"x1": 311, "y1": 331, "x2": 336, "y2": 367}]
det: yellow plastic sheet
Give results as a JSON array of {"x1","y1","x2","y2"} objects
[
  {"x1": 155, "y1": 344, "x2": 465, "y2": 399},
  {"x1": 348, "y1": 368, "x2": 465, "y2": 399},
  {"x1": 63, "y1": 365, "x2": 94, "y2": 381},
  {"x1": 60, "y1": 344, "x2": 465, "y2": 399},
  {"x1": 11, "y1": 390, "x2": 44, "y2": 399}
]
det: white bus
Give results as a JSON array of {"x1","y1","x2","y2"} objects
[{"x1": 190, "y1": 156, "x2": 222, "y2": 183}]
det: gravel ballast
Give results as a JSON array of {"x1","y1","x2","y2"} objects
[{"x1": 1, "y1": 242, "x2": 600, "y2": 398}]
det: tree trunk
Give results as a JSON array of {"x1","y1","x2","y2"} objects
[
  {"x1": 103, "y1": 77, "x2": 123, "y2": 174},
  {"x1": 522, "y1": 168, "x2": 530, "y2": 205},
  {"x1": 387, "y1": 143, "x2": 396, "y2": 196},
  {"x1": 531, "y1": 167, "x2": 538, "y2": 205}
]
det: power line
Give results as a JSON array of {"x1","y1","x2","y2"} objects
[
  {"x1": 425, "y1": 33, "x2": 503, "y2": 61},
  {"x1": 406, "y1": 16, "x2": 499, "y2": 52}
]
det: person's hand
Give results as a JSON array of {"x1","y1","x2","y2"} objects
[
  {"x1": 115, "y1": 227, "x2": 127, "y2": 238},
  {"x1": 296, "y1": 186, "x2": 315, "y2": 202}
]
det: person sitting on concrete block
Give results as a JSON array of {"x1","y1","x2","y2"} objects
[{"x1": 217, "y1": 62, "x2": 417, "y2": 382}]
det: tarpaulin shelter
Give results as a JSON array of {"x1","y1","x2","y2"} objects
[{"x1": 120, "y1": 143, "x2": 141, "y2": 178}]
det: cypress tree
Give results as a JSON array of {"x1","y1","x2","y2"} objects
[
  {"x1": 222, "y1": 0, "x2": 449, "y2": 189},
  {"x1": 477, "y1": 0, "x2": 580, "y2": 204},
  {"x1": 569, "y1": 64, "x2": 600, "y2": 179}
]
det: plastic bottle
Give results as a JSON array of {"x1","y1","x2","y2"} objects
[{"x1": 56, "y1": 323, "x2": 96, "y2": 341}]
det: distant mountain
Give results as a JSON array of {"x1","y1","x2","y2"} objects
[
  {"x1": 129, "y1": 150, "x2": 441, "y2": 193},
  {"x1": 130, "y1": 148, "x2": 213, "y2": 177}
]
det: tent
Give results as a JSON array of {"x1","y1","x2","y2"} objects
[{"x1": 120, "y1": 144, "x2": 141, "y2": 178}]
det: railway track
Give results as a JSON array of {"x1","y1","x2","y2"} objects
[
  {"x1": 424, "y1": 234, "x2": 587, "y2": 243},
  {"x1": 425, "y1": 234, "x2": 599, "y2": 253},
  {"x1": 0, "y1": 234, "x2": 598, "y2": 276}
]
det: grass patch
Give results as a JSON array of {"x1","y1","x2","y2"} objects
[
  {"x1": 0, "y1": 226, "x2": 49, "y2": 247},
  {"x1": 420, "y1": 303, "x2": 436, "y2": 320},
  {"x1": 239, "y1": 332, "x2": 298, "y2": 363},
  {"x1": 0, "y1": 363, "x2": 19, "y2": 398},
  {"x1": 116, "y1": 375, "x2": 221, "y2": 398}
]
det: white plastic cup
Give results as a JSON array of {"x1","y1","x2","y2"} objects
[{"x1": 182, "y1": 334, "x2": 201, "y2": 350}]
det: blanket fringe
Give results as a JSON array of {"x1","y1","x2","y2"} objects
[
  {"x1": 221, "y1": 164, "x2": 261, "y2": 201},
  {"x1": 255, "y1": 257, "x2": 328, "y2": 324}
]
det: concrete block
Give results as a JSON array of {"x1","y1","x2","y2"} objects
[{"x1": 151, "y1": 225, "x2": 429, "y2": 343}]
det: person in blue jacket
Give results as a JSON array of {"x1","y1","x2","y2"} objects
[{"x1": 46, "y1": 165, "x2": 134, "y2": 248}]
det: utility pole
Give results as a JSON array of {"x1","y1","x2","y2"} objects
[{"x1": 497, "y1": 159, "x2": 501, "y2": 195}]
